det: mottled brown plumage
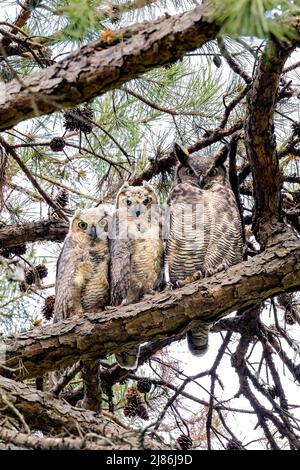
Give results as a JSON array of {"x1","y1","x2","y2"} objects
[
  {"x1": 53, "y1": 207, "x2": 111, "y2": 411},
  {"x1": 110, "y1": 181, "x2": 164, "y2": 369},
  {"x1": 167, "y1": 144, "x2": 243, "y2": 355},
  {"x1": 54, "y1": 207, "x2": 111, "y2": 320}
]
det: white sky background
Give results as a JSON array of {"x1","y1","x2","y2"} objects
[{"x1": 0, "y1": 1, "x2": 299, "y2": 450}]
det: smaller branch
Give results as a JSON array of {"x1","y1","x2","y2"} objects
[
  {"x1": 283, "y1": 60, "x2": 300, "y2": 73},
  {"x1": 0, "y1": 137, "x2": 68, "y2": 221},
  {"x1": 122, "y1": 87, "x2": 200, "y2": 117},
  {"x1": 52, "y1": 361, "x2": 81, "y2": 396},
  {"x1": 153, "y1": 371, "x2": 208, "y2": 431},
  {"x1": 217, "y1": 38, "x2": 252, "y2": 84}
]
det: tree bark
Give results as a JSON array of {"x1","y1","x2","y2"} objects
[
  {"x1": 0, "y1": 5, "x2": 219, "y2": 131},
  {"x1": 0, "y1": 376, "x2": 167, "y2": 449},
  {"x1": 0, "y1": 218, "x2": 68, "y2": 248},
  {"x1": 2, "y1": 235, "x2": 300, "y2": 380},
  {"x1": 244, "y1": 41, "x2": 295, "y2": 245}
]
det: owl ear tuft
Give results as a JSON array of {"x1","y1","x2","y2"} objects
[
  {"x1": 142, "y1": 180, "x2": 154, "y2": 191},
  {"x1": 74, "y1": 209, "x2": 82, "y2": 219},
  {"x1": 174, "y1": 143, "x2": 189, "y2": 167},
  {"x1": 118, "y1": 181, "x2": 130, "y2": 194},
  {"x1": 142, "y1": 180, "x2": 158, "y2": 202}
]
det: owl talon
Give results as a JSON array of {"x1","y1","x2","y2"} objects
[
  {"x1": 163, "y1": 282, "x2": 174, "y2": 291},
  {"x1": 191, "y1": 270, "x2": 204, "y2": 282}
]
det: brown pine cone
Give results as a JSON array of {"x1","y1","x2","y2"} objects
[
  {"x1": 36, "y1": 264, "x2": 48, "y2": 279},
  {"x1": 177, "y1": 434, "x2": 192, "y2": 450},
  {"x1": 136, "y1": 405, "x2": 149, "y2": 421},
  {"x1": 137, "y1": 378, "x2": 152, "y2": 394},
  {"x1": 50, "y1": 137, "x2": 66, "y2": 152},
  {"x1": 11, "y1": 244, "x2": 27, "y2": 256},
  {"x1": 25, "y1": 269, "x2": 35, "y2": 285},
  {"x1": 41, "y1": 295, "x2": 55, "y2": 320},
  {"x1": 63, "y1": 106, "x2": 93, "y2": 134},
  {"x1": 55, "y1": 189, "x2": 69, "y2": 208},
  {"x1": 123, "y1": 403, "x2": 137, "y2": 418},
  {"x1": 226, "y1": 439, "x2": 243, "y2": 450}
]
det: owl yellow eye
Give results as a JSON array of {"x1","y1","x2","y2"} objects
[
  {"x1": 208, "y1": 168, "x2": 218, "y2": 177},
  {"x1": 127, "y1": 200, "x2": 132, "y2": 206},
  {"x1": 78, "y1": 221, "x2": 88, "y2": 230},
  {"x1": 186, "y1": 168, "x2": 195, "y2": 176}
]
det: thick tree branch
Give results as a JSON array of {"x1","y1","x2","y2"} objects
[
  {"x1": 2, "y1": 235, "x2": 299, "y2": 380},
  {"x1": 0, "y1": 376, "x2": 166, "y2": 449},
  {"x1": 244, "y1": 41, "x2": 296, "y2": 245},
  {"x1": 0, "y1": 5, "x2": 219, "y2": 130},
  {"x1": 0, "y1": 218, "x2": 68, "y2": 249}
]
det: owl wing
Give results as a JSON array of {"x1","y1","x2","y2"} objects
[
  {"x1": 54, "y1": 235, "x2": 77, "y2": 321},
  {"x1": 204, "y1": 188, "x2": 243, "y2": 273},
  {"x1": 109, "y1": 236, "x2": 132, "y2": 306}
]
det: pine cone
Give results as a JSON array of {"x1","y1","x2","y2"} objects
[
  {"x1": 226, "y1": 439, "x2": 243, "y2": 450},
  {"x1": 285, "y1": 311, "x2": 296, "y2": 325},
  {"x1": 0, "y1": 247, "x2": 11, "y2": 258},
  {"x1": 293, "y1": 364, "x2": 300, "y2": 382},
  {"x1": 123, "y1": 403, "x2": 137, "y2": 418},
  {"x1": 50, "y1": 137, "x2": 66, "y2": 152},
  {"x1": 19, "y1": 281, "x2": 27, "y2": 292},
  {"x1": 137, "y1": 378, "x2": 152, "y2": 394},
  {"x1": 136, "y1": 405, "x2": 149, "y2": 420},
  {"x1": 55, "y1": 189, "x2": 69, "y2": 208},
  {"x1": 177, "y1": 435, "x2": 192, "y2": 450},
  {"x1": 41, "y1": 295, "x2": 55, "y2": 320},
  {"x1": 25, "y1": 269, "x2": 35, "y2": 285},
  {"x1": 124, "y1": 386, "x2": 143, "y2": 417},
  {"x1": 63, "y1": 106, "x2": 93, "y2": 134},
  {"x1": 36, "y1": 264, "x2": 48, "y2": 279},
  {"x1": 291, "y1": 122, "x2": 300, "y2": 138},
  {"x1": 11, "y1": 244, "x2": 27, "y2": 256},
  {"x1": 267, "y1": 385, "x2": 280, "y2": 400}
]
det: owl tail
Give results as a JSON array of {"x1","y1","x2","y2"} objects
[
  {"x1": 115, "y1": 345, "x2": 140, "y2": 370},
  {"x1": 187, "y1": 323, "x2": 211, "y2": 356}
]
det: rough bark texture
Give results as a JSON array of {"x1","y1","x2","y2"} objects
[
  {"x1": 0, "y1": 218, "x2": 68, "y2": 248},
  {"x1": 0, "y1": 376, "x2": 167, "y2": 449},
  {"x1": 0, "y1": 5, "x2": 219, "y2": 131},
  {"x1": 244, "y1": 42, "x2": 296, "y2": 245},
  {"x1": 3, "y1": 235, "x2": 299, "y2": 380}
]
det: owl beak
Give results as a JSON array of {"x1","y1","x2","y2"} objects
[
  {"x1": 89, "y1": 225, "x2": 97, "y2": 240},
  {"x1": 198, "y1": 175, "x2": 205, "y2": 188}
]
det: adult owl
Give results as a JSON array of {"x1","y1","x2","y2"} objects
[
  {"x1": 53, "y1": 206, "x2": 111, "y2": 411},
  {"x1": 110, "y1": 180, "x2": 164, "y2": 369},
  {"x1": 167, "y1": 143, "x2": 243, "y2": 355}
]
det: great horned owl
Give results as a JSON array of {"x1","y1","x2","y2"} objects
[
  {"x1": 53, "y1": 207, "x2": 111, "y2": 411},
  {"x1": 167, "y1": 143, "x2": 243, "y2": 355},
  {"x1": 54, "y1": 207, "x2": 111, "y2": 318},
  {"x1": 110, "y1": 181, "x2": 164, "y2": 369}
]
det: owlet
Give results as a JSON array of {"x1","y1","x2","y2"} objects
[{"x1": 110, "y1": 180, "x2": 164, "y2": 369}]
